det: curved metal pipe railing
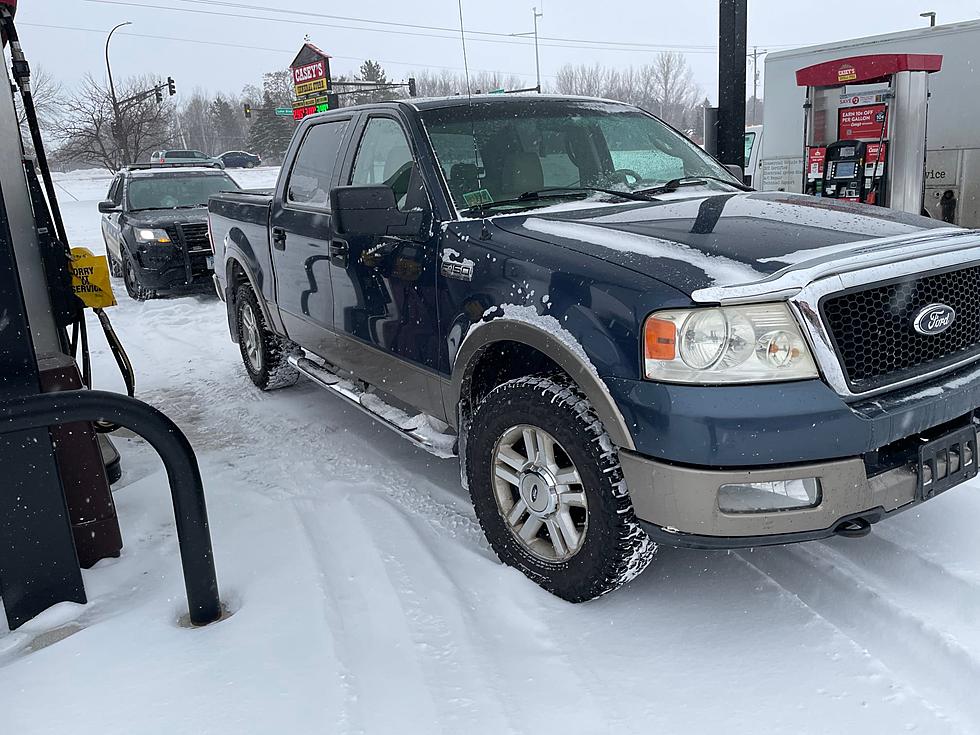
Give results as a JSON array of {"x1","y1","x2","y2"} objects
[{"x1": 0, "y1": 389, "x2": 221, "y2": 625}]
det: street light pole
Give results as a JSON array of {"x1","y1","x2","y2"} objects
[{"x1": 105, "y1": 21, "x2": 132, "y2": 166}]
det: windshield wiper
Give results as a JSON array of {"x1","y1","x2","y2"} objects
[
  {"x1": 638, "y1": 175, "x2": 751, "y2": 196},
  {"x1": 464, "y1": 186, "x2": 655, "y2": 215}
]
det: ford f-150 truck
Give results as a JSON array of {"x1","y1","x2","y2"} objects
[{"x1": 209, "y1": 95, "x2": 980, "y2": 602}]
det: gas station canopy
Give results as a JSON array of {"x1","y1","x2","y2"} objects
[{"x1": 795, "y1": 53, "x2": 943, "y2": 87}]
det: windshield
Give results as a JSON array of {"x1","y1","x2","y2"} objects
[
  {"x1": 127, "y1": 173, "x2": 239, "y2": 210},
  {"x1": 420, "y1": 99, "x2": 737, "y2": 212}
]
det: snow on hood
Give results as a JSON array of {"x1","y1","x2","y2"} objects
[{"x1": 522, "y1": 217, "x2": 764, "y2": 287}]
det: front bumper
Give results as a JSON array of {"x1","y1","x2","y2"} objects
[
  {"x1": 132, "y1": 240, "x2": 213, "y2": 291},
  {"x1": 620, "y1": 450, "x2": 928, "y2": 548}
]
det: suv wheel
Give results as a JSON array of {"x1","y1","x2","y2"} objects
[
  {"x1": 466, "y1": 374, "x2": 657, "y2": 602},
  {"x1": 104, "y1": 238, "x2": 123, "y2": 278},
  {"x1": 122, "y1": 254, "x2": 154, "y2": 301},
  {"x1": 235, "y1": 283, "x2": 299, "y2": 390}
]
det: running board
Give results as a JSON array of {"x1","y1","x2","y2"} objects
[{"x1": 288, "y1": 355, "x2": 457, "y2": 459}]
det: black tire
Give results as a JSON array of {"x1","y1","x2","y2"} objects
[
  {"x1": 104, "y1": 237, "x2": 123, "y2": 278},
  {"x1": 122, "y1": 253, "x2": 154, "y2": 301},
  {"x1": 466, "y1": 374, "x2": 656, "y2": 602},
  {"x1": 235, "y1": 283, "x2": 299, "y2": 390}
]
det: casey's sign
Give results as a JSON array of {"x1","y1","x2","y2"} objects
[{"x1": 292, "y1": 60, "x2": 326, "y2": 86}]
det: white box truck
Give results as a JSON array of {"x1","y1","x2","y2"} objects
[{"x1": 758, "y1": 19, "x2": 980, "y2": 227}]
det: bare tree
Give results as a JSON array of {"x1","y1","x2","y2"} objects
[
  {"x1": 409, "y1": 69, "x2": 526, "y2": 97},
  {"x1": 52, "y1": 74, "x2": 175, "y2": 170},
  {"x1": 14, "y1": 65, "x2": 62, "y2": 156},
  {"x1": 551, "y1": 53, "x2": 702, "y2": 131}
]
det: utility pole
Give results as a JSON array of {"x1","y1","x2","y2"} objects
[
  {"x1": 749, "y1": 46, "x2": 766, "y2": 125},
  {"x1": 105, "y1": 21, "x2": 132, "y2": 167},
  {"x1": 532, "y1": 7, "x2": 542, "y2": 92}
]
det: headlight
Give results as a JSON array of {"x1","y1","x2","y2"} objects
[
  {"x1": 135, "y1": 228, "x2": 171, "y2": 243},
  {"x1": 643, "y1": 303, "x2": 818, "y2": 383}
]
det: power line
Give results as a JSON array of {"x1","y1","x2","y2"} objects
[
  {"x1": 18, "y1": 22, "x2": 551, "y2": 78},
  {"x1": 81, "y1": 0, "x2": 727, "y2": 54},
  {"x1": 170, "y1": 0, "x2": 722, "y2": 51}
]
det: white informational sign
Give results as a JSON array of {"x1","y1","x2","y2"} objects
[{"x1": 761, "y1": 157, "x2": 804, "y2": 192}]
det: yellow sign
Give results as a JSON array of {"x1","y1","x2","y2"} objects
[
  {"x1": 70, "y1": 247, "x2": 116, "y2": 309},
  {"x1": 293, "y1": 95, "x2": 331, "y2": 109},
  {"x1": 294, "y1": 78, "x2": 327, "y2": 97},
  {"x1": 837, "y1": 65, "x2": 858, "y2": 82}
]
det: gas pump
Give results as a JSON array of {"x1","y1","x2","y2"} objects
[
  {"x1": 796, "y1": 54, "x2": 942, "y2": 215},
  {"x1": 821, "y1": 140, "x2": 868, "y2": 202},
  {"x1": 0, "y1": 0, "x2": 220, "y2": 629}
]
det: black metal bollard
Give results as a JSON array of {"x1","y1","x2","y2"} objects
[{"x1": 0, "y1": 389, "x2": 221, "y2": 626}]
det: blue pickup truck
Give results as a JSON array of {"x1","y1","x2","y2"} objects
[{"x1": 208, "y1": 95, "x2": 980, "y2": 601}]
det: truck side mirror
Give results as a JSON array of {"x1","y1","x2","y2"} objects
[
  {"x1": 98, "y1": 200, "x2": 119, "y2": 214},
  {"x1": 331, "y1": 185, "x2": 427, "y2": 240}
]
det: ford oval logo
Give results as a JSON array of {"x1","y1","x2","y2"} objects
[{"x1": 913, "y1": 303, "x2": 956, "y2": 336}]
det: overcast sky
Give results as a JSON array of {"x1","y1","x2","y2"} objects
[{"x1": 14, "y1": 0, "x2": 980, "y2": 102}]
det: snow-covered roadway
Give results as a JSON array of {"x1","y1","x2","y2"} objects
[{"x1": 3, "y1": 167, "x2": 980, "y2": 734}]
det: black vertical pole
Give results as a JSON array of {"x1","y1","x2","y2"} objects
[
  {"x1": 325, "y1": 57, "x2": 339, "y2": 111},
  {"x1": 718, "y1": 0, "x2": 748, "y2": 167},
  {"x1": 0, "y1": 178, "x2": 86, "y2": 631}
]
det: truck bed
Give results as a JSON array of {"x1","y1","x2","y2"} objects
[{"x1": 208, "y1": 190, "x2": 274, "y2": 302}]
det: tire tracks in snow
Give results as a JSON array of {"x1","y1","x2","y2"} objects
[{"x1": 737, "y1": 543, "x2": 980, "y2": 732}]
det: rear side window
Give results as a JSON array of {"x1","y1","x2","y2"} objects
[
  {"x1": 287, "y1": 120, "x2": 349, "y2": 209},
  {"x1": 107, "y1": 176, "x2": 123, "y2": 205}
]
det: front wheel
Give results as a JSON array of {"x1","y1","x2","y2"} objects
[
  {"x1": 122, "y1": 253, "x2": 154, "y2": 301},
  {"x1": 466, "y1": 374, "x2": 656, "y2": 602},
  {"x1": 235, "y1": 283, "x2": 299, "y2": 390}
]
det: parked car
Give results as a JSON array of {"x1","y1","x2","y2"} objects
[
  {"x1": 150, "y1": 149, "x2": 224, "y2": 168},
  {"x1": 218, "y1": 150, "x2": 261, "y2": 168},
  {"x1": 101, "y1": 163, "x2": 240, "y2": 300},
  {"x1": 209, "y1": 94, "x2": 980, "y2": 601}
]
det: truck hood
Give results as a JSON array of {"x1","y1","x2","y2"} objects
[
  {"x1": 493, "y1": 191, "x2": 952, "y2": 295},
  {"x1": 123, "y1": 207, "x2": 208, "y2": 228}
]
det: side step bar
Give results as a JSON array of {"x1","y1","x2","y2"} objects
[{"x1": 288, "y1": 355, "x2": 457, "y2": 459}]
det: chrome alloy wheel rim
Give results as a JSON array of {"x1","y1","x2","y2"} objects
[
  {"x1": 240, "y1": 302, "x2": 263, "y2": 372},
  {"x1": 492, "y1": 425, "x2": 588, "y2": 562}
]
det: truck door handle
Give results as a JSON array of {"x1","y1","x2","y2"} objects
[
  {"x1": 272, "y1": 227, "x2": 286, "y2": 250},
  {"x1": 329, "y1": 240, "x2": 348, "y2": 266}
]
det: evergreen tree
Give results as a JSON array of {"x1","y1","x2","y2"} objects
[
  {"x1": 355, "y1": 60, "x2": 396, "y2": 105},
  {"x1": 245, "y1": 72, "x2": 295, "y2": 162}
]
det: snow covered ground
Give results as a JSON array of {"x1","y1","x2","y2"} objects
[{"x1": 4, "y1": 167, "x2": 980, "y2": 733}]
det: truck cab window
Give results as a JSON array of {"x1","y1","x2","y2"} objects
[
  {"x1": 351, "y1": 118, "x2": 414, "y2": 209},
  {"x1": 287, "y1": 120, "x2": 349, "y2": 209}
]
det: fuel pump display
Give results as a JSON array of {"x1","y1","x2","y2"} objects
[{"x1": 822, "y1": 140, "x2": 868, "y2": 202}]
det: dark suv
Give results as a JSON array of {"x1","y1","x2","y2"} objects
[{"x1": 100, "y1": 164, "x2": 240, "y2": 300}]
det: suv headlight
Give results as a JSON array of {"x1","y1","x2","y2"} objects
[
  {"x1": 643, "y1": 303, "x2": 818, "y2": 383},
  {"x1": 135, "y1": 228, "x2": 172, "y2": 243}
]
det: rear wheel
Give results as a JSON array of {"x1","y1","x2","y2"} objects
[
  {"x1": 466, "y1": 374, "x2": 656, "y2": 602},
  {"x1": 235, "y1": 283, "x2": 299, "y2": 390}
]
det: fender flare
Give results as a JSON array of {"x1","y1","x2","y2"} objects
[
  {"x1": 448, "y1": 318, "x2": 636, "y2": 451},
  {"x1": 224, "y1": 228, "x2": 279, "y2": 330}
]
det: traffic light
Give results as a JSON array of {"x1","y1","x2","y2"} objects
[
  {"x1": 408, "y1": 77, "x2": 417, "y2": 97},
  {"x1": 154, "y1": 85, "x2": 163, "y2": 104},
  {"x1": 167, "y1": 76, "x2": 176, "y2": 96},
  {"x1": 243, "y1": 102, "x2": 252, "y2": 119}
]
